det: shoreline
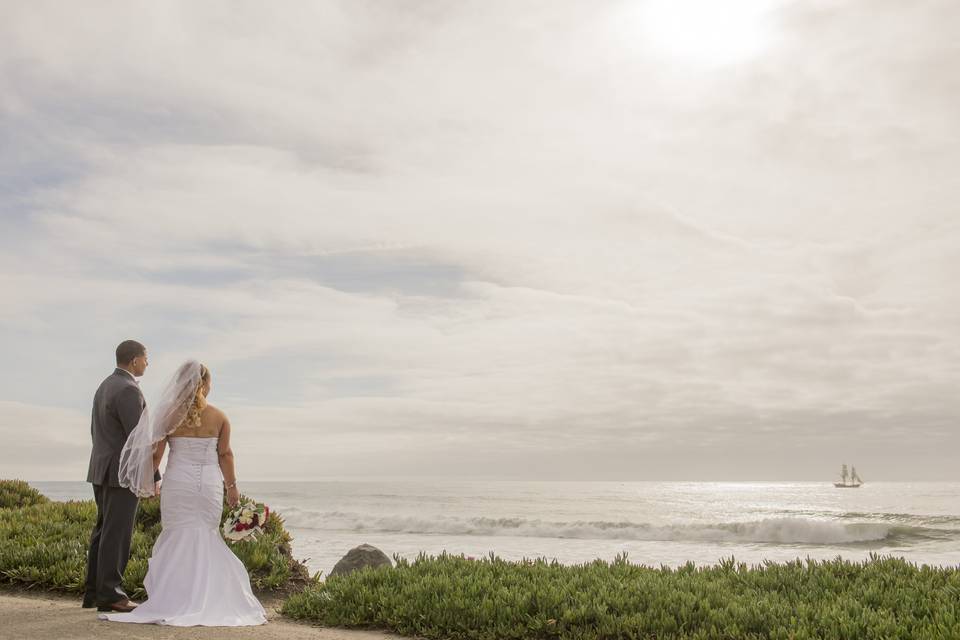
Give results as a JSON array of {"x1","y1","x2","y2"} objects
[{"x1": 26, "y1": 479, "x2": 960, "y2": 574}]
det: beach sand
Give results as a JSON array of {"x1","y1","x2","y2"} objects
[{"x1": 0, "y1": 590, "x2": 395, "y2": 640}]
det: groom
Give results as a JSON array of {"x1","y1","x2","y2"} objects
[{"x1": 83, "y1": 340, "x2": 156, "y2": 612}]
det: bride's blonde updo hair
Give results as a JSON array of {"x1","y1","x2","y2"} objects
[{"x1": 177, "y1": 364, "x2": 211, "y2": 432}]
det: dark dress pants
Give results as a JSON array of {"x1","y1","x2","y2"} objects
[{"x1": 83, "y1": 484, "x2": 139, "y2": 605}]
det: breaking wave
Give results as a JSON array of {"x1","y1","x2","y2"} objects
[{"x1": 278, "y1": 509, "x2": 954, "y2": 546}]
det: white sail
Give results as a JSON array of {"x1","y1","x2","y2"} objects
[{"x1": 834, "y1": 463, "x2": 862, "y2": 488}]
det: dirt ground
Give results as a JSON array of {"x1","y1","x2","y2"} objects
[{"x1": 0, "y1": 590, "x2": 398, "y2": 640}]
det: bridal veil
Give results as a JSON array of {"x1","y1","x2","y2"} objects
[{"x1": 118, "y1": 360, "x2": 202, "y2": 497}]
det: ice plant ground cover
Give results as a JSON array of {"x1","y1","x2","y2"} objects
[
  {"x1": 282, "y1": 551, "x2": 960, "y2": 640},
  {"x1": 0, "y1": 480, "x2": 48, "y2": 510},
  {"x1": 5, "y1": 478, "x2": 960, "y2": 638},
  {"x1": 0, "y1": 479, "x2": 309, "y2": 598}
]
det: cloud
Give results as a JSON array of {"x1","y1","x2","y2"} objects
[
  {"x1": 0, "y1": 0, "x2": 957, "y2": 480},
  {"x1": 0, "y1": 402, "x2": 89, "y2": 479}
]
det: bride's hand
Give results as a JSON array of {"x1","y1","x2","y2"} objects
[{"x1": 226, "y1": 485, "x2": 240, "y2": 507}]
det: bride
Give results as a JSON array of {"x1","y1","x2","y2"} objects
[{"x1": 101, "y1": 360, "x2": 267, "y2": 626}]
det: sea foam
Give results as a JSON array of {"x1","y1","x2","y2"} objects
[{"x1": 277, "y1": 510, "x2": 929, "y2": 545}]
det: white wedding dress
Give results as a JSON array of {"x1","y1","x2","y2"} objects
[{"x1": 101, "y1": 437, "x2": 267, "y2": 626}]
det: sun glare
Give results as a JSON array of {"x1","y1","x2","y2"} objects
[{"x1": 631, "y1": 0, "x2": 779, "y2": 67}]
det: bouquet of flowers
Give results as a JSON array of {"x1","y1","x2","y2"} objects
[{"x1": 222, "y1": 500, "x2": 269, "y2": 543}]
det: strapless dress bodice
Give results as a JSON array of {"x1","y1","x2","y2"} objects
[{"x1": 167, "y1": 437, "x2": 218, "y2": 465}]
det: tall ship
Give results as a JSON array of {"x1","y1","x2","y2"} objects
[{"x1": 834, "y1": 464, "x2": 863, "y2": 488}]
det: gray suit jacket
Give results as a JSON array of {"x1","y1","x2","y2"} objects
[{"x1": 86, "y1": 369, "x2": 146, "y2": 487}]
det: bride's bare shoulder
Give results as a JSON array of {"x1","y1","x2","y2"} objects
[
  {"x1": 201, "y1": 403, "x2": 229, "y2": 424},
  {"x1": 201, "y1": 403, "x2": 229, "y2": 435},
  {"x1": 203, "y1": 403, "x2": 226, "y2": 418}
]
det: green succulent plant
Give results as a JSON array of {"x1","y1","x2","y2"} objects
[
  {"x1": 0, "y1": 480, "x2": 310, "y2": 599},
  {"x1": 282, "y1": 551, "x2": 960, "y2": 640},
  {"x1": 0, "y1": 479, "x2": 49, "y2": 510}
]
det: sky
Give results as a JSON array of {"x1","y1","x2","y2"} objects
[{"x1": 1, "y1": 0, "x2": 957, "y2": 481}]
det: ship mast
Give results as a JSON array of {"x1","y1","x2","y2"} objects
[{"x1": 840, "y1": 464, "x2": 849, "y2": 485}]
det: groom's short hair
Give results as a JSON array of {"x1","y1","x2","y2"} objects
[{"x1": 116, "y1": 340, "x2": 146, "y2": 366}]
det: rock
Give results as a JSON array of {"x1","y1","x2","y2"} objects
[{"x1": 328, "y1": 543, "x2": 392, "y2": 578}]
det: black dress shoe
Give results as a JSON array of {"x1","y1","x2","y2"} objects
[
  {"x1": 81, "y1": 597, "x2": 95, "y2": 609},
  {"x1": 97, "y1": 599, "x2": 139, "y2": 613}
]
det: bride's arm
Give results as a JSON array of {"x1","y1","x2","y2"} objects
[
  {"x1": 152, "y1": 438, "x2": 167, "y2": 493},
  {"x1": 152, "y1": 438, "x2": 167, "y2": 471},
  {"x1": 218, "y1": 415, "x2": 240, "y2": 507}
]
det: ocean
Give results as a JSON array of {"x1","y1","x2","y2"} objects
[{"x1": 33, "y1": 480, "x2": 960, "y2": 577}]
